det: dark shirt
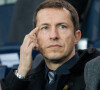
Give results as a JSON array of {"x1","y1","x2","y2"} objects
[{"x1": 45, "y1": 53, "x2": 79, "y2": 90}]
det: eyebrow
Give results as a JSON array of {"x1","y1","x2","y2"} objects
[
  {"x1": 57, "y1": 22, "x2": 68, "y2": 26},
  {"x1": 40, "y1": 23, "x2": 49, "y2": 26},
  {"x1": 40, "y1": 22, "x2": 68, "y2": 26}
]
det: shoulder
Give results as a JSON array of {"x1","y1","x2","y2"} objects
[
  {"x1": 27, "y1": 60, "x2": 45, "y2": 79},
  {"x1": 69, "y1": 48, "x2": 100, "y2": 74},
  {"x1": 84, "y1": 55, "x2": 100, "y2": 90},
  {"x1": 77, "y1": 48, "x2": 100, "y2": 68},
  {"x1": 84, "y1": 56, "x2": 100, "y2": 79},
  {"x1": 85, "y1": 55, "x2": 100, "y2": 69}
]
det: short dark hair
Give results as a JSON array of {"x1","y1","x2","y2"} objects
[{"x1": 33, "y1": 0, "x2": 79, "y2": 31}]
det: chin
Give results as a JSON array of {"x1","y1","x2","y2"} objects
[
  {"x1": 45, "y1": 52, "x2": 61, "y2": 58},
  {"x1": 44, "y1": 52, "x2": 66, "y2": 63}
]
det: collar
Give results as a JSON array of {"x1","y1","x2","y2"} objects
[{"x1": 45, "y1": 53, "x2": 79, "y2": 78}]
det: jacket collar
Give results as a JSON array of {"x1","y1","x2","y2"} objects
[{"x1": 70, "y1": 48, "x2": 100, "y2": 74}]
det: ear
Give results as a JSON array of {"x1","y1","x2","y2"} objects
[{"x1": 74, "y1": 30, "x2": 81, "y2": 44}]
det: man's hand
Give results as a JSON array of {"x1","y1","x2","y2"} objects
[{"x1": 17, "y1": 27, "x2": 39, "y2": 77}]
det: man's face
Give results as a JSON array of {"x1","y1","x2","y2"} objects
[{"x1": 36, "y1": 8, "x2": 80, "y2": 63}]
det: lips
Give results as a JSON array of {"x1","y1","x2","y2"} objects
[{"x1": 48, "y1": 44, "x2": 62, "y2": 48}]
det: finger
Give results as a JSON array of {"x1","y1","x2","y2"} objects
[
  {"x1": 28, "y1": 42, "x2": 37, "y2": 52},
  {"x1": 22, "y1": 27, "x2": 38, "y2": 50},
  {"x1": 29, "y1": 35, "x2": 37, "y2": 41},
  {"x1": 28, "y1": 39, "x2": 37, "y2": 47},
  {"x1": 29, "y1": 27, "x2": 39, "y2": 36},
  {"x1": 22, "y1": 35, "x2": 31, "y2": 48},
  {"x1": 22, "y1": 35, "x2": 36, "y2": 49}
]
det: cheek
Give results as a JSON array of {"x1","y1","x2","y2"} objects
[
  {"x1": 37, "y1": 37, "x2": 43, "y2": 47},
  {"x1": 63, "y1": 33, "x2": 75, "y2": 47}
]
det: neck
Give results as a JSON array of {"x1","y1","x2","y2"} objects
[{"x1": 45, "y1": 50, "x2": 75, "y2": 71}]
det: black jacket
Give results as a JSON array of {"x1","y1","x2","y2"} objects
[{"x1": 1, "y1": 48, "x2": 100, "y2": 90}]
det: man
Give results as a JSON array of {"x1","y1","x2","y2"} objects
[
  {"x1": 84, "y1": 56, "x2": 100, "y2": 90},
  {"x1": 1, "y1": 0, "x2": 100, "y2": 90}
]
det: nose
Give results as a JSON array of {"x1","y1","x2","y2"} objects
[{"x1": 49, "y1": 27, "x2": 59, "y2": 40}]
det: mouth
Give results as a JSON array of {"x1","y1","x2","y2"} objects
[{"x1": 48, "y1": 44, "x2": 62, "y2": 48}]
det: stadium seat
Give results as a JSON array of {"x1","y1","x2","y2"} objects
[{"x1": 0, "y1": 65, "x2": 7, "y2": 80}]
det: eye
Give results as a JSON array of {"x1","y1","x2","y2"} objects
[
  {"x1": 41, "y1": 26, "x2": 48, "y2": 30},
  {"x1": 59, "y1": 25, "x2": 67, "y2": 29}
]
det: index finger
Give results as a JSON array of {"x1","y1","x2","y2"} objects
[{"x1": 29, "y1": 27, "x2": 39, "y2": 36}]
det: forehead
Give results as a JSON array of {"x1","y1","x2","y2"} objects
[
  {"x1": 36, "y1": 8, "x2": 72, "y2": 25},
  {"x1": 37, "y1": 8, "x2": 70, "y2": 15}
]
